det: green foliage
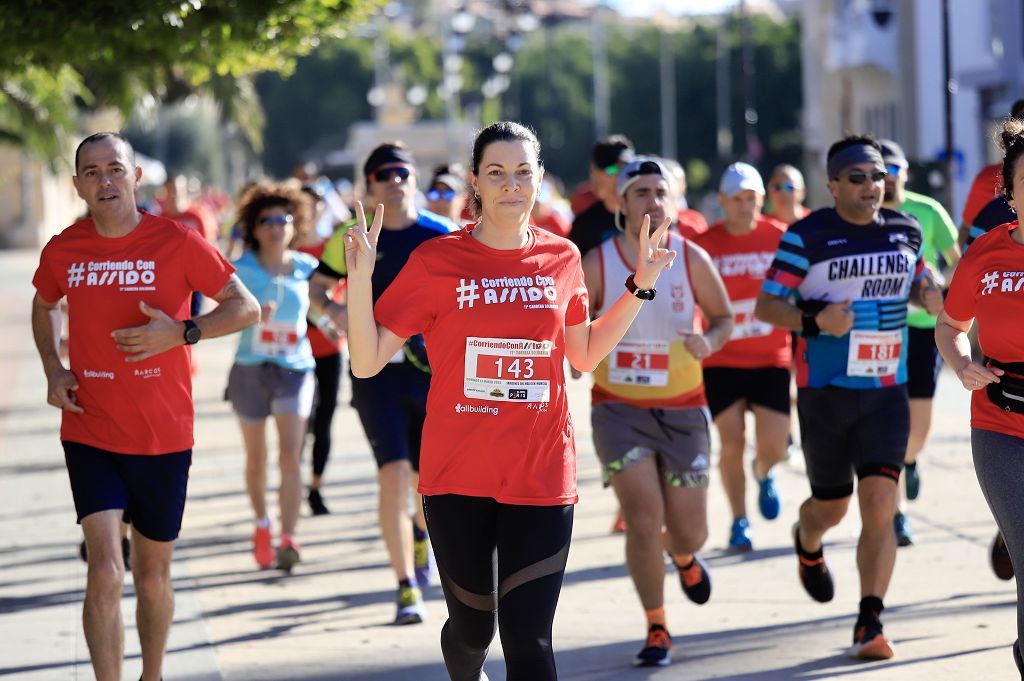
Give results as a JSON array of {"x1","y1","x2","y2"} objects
[{"x1": 0, "y1": 0, "x2": 380, "y2": 168}]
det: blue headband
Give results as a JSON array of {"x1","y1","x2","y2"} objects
[{"x1": 827, "y1": 144, "x2": 884, "y2": 179}]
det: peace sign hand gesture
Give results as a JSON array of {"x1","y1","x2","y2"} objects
[
  {"x1": 344, "y1": 201, "x2": 384, "y2": 281},
  {"x1": 633, "y1": 214, "x2": 677, "y2": 289}
]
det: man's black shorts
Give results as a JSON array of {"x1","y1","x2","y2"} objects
[
  {"x1": 703, "y1": 366, "x2": 791, "y2": 418},
  {"x1": 906, "y1": 326, "x2": 943, "y2": 399},
  {"x1": 63, "y1": 441, "x2": 192, "y2": 542},
  {"x1": 796, "y1": 385, "x2": 909, "y2": 500},
  {"x1": 350, "y1": 362, "x2": 429, "y2": 471}
]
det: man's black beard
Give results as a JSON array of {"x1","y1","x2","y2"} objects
[{"x1": 883, "y1": 190, "x2": 895, "y2": 203}]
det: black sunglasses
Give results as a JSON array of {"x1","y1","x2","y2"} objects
[
  {"x1": 837, "y1": 170, "x2": 886, "y2": 185},
  {"x1": 372, "y1": 166, "x2": 412, "y2": 183}
]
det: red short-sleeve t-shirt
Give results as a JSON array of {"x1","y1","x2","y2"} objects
[
  {"x1": 374, "y1": 225, "x2": 589, "y2": 505},
  {"x1": 944, "y1": 222, "x2": 1024, "y2": 440},
  {"x1": 32, "y1": 214, "x2": 235, "y2": 454},
  {"x1": 695, "y1": 217, "x2": 792, "y2": 369}
]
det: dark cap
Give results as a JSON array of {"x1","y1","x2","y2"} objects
[
  {"x1": 879, "y1": 139, "x2": 908, "y2": 168},
  {"x1": 591, "y1": 135, "x2": 635, "y2": 170},
  {"x1": 430, "y1": 165, "x2": 465, "y2": 193},
  {"x1": 364, "y1": 144, "x2": 416, "y2": 179}
]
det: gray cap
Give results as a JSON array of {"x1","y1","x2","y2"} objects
[{"x1": 719, "y1": 162, "x2": 765, "y2": 196}]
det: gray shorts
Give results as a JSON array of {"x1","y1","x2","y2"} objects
[
  {"x1": 227, "y1": 363, "x2": 315, "y2": 421},
  {"x1": 592, "y1": 402, "x2": 711, "y2": 489}
]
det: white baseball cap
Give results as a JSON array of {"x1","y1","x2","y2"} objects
[{"x1": 719, "y1": 162, "x2": 765, "y2": 196}]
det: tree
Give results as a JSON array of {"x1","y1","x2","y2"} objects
[{"x1": 0, "y1": 0, "x2": 381, "y2": 168}]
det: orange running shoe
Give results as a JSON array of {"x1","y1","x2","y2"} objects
[
  {"x1": 848, "y1": 617, "x2": 894, "y2": 660},
  {"x1": 252, "y1": 526, "x2": 274, "y2": 569}
]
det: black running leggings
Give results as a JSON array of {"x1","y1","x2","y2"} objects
[
  {"x1": 423, "y1": 494, "x2": 573, "y2": 681},
  {"x1": 310, "y1": 352, "x2": 342, "y2": 478}
]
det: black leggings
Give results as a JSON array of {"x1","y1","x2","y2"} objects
[
  {"x1": 423, "y1": 495, "x2": 573, "y2": 681},
  {"x1": 310, "y1": 352, "x2": 342, "y2": 478}
]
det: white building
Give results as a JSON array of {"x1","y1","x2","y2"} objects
[{"x1": 800, "y1": 0, "x2": 1023, "y2": 218}]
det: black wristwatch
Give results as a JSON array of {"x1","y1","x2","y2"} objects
[
  {"x1": 625, "y1": 274, "x2": 657, "y2": 301},
  {"x1": 183, "y1": 319, "x2": 202, "y2": 345},
  {"x1": 800, "y1": 312, "x2": 820, "y2": 338}
]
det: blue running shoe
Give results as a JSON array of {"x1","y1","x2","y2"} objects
[
  {"x1": 728, "y1": 517, "x2": 753, "y2": 552},
  {"x1": 893, "y1": 512, "x2": 913, "y2": 547},
  {"x1": 753, "y1": 462, "x2": 781, "y2": 520},
  {"x1": 395, "y1": 584, "x2": 426, "y2": 625}
]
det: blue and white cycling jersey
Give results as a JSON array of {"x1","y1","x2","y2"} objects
[{"x1": 762, "y1": 208, "x2": 925, "y2": 389}]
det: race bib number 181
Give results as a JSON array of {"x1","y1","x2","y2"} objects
[
  {"x1": 464, "y1": 337, "x2": 552, "y2": 402},
  {"x1": 847, "y1": 329, "x2": 902, "y2": 377}
]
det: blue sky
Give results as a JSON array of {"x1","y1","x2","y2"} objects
[{"x1": 599, "y1": 0, "x2": 740, "y2": 16}]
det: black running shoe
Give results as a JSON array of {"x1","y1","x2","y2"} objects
[
  {"x1": 992, "y1": 532, "x2": 1014, "y2": 581},
  {"x1": 633, "y1": 623, "x2": 672, "y2": 667},
  {"x1": 793, "y1": 523, "x2": 834, "y2": 603},
  {"x1": 308, "y1": 488, "x2": 330, "y2": 516},
  {"x1": 675, "y1": 554, "x2": 711, "y2": 605}
]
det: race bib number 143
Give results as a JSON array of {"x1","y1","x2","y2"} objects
[{"x1": 464, "y1": 337, "x2": 552, "y2": 402}]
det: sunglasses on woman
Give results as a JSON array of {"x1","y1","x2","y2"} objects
[
  {"x1": 772, "y1": 182, "x2": 796, "y2": 192},
  {"x1": 257, "y1": 214, "x2": 294, "y2": 227},
  {"x1": 372, "y1": 166, "x2": 412, "y2": 183},
  {"x1": 427, "y1": 188, "x2": 457, "y2": 202},
  {"x1": 837, "y1": 170, "x2": 886, "y2": 185}
]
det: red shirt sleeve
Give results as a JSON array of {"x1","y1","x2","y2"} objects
[
  {"x1": 183, "y1": 229, "x2": 235, "y2": 297},
  {"x1": 32, "y1": 239, "x2": 64, "y2": 303},
  {"x1": 374, "y1": 253, "x2": 437, "y2": 338},
  {"x1": 943, "y1": 244, "x2": 978, "y2": 322},
  {"x1": 962, "y1": 164, "x2": 1001, "y2": 226},
  {"x1": 565, "y1": 257, "x2": 590, "y2": 326}
]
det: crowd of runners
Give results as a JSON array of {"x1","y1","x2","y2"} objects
[{"x1": 29, "y1": 107, "x2": 1024, "y2": 680}]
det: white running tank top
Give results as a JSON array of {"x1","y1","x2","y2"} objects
[{"x1": 592, "y1": 232, "x2": 706, "y2": 408}]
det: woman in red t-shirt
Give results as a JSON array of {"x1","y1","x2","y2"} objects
[
  {"x1": 343, "y1": 121, "x2": 676, "y2": 681},
  {"x1": 936, "y1": 117, "x2": 1024, "y2": 677}
]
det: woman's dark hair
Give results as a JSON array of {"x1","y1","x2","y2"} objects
[
  {"x1": 468, "y1": 121, "x2": 542, "y2": 218},
  {"x1": 236, "y1": 181, "x2": 313, "y2": 253},
  {"x1": 999, "y1": 117, "x2": 1024, "y2": 200}
]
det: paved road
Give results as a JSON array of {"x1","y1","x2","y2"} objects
[{"x1": 0, "y1": 247, "x2": 1016, "y2": 680}]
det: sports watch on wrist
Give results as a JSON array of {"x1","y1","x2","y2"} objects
[
  {"x1": 800, "y1": 312, "x2": 821, "y2": 338},
  {"x1": 625, "y1": 273, "x2": 656, "y2": 301},
  {"x1": 183, "y1": 319, "x2": 202, "y2": 345}
]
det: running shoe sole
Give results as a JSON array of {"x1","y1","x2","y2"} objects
[
  {"x1": 633, "y1": 649, "x2": 672, "y2": 667},
  {"x1": 848, "y1": 633, "x2": 895, "y2": 660}
]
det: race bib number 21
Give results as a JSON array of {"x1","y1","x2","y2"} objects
[{"x1": 464, "y1": 337, "x2": 552, "y2": 402}]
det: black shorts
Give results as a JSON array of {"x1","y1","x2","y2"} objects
[
  {"x1": 63, "y1": 441, "x2": 192, "y2": 542},
  {"x1": 702, "y1": 366, "x2": 791, "y2": 418},
  {"x1": 796, "y1": 385, "x2": 909, "y2": 500},
  {"x1": 906, "y1": 326, "x2": 943, "y2": 399},
  {"x1": 350, "y1": 362, "x2": 430, "y2": 471}
]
